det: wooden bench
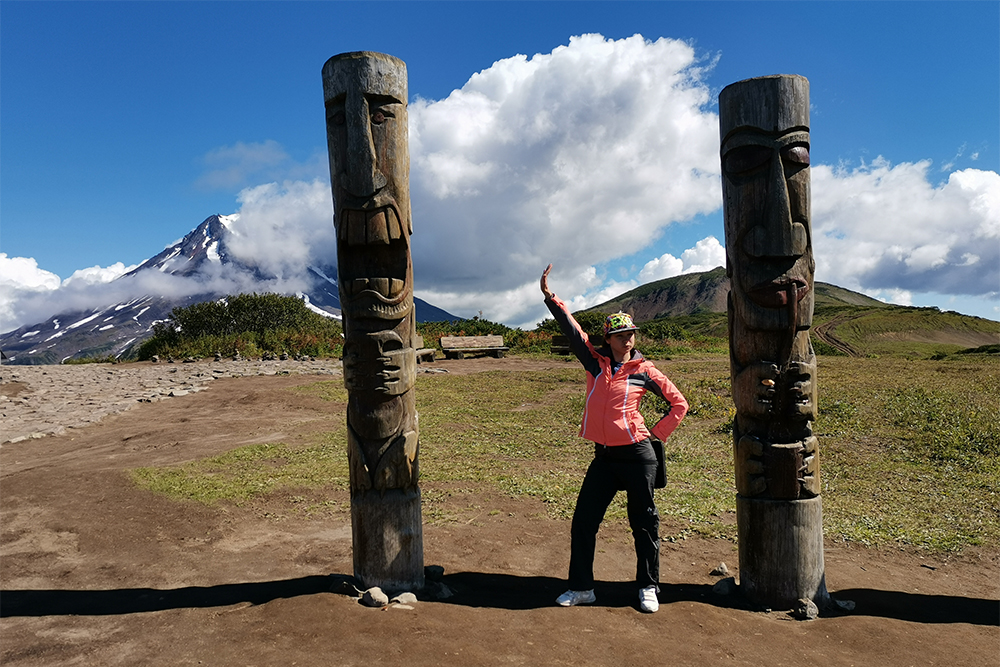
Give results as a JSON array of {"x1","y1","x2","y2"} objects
[
  {"x1": 550, "y1": 333, "x2": 604, "y2": 355},
  {"x1": 414, "y1": 335, "x2": 436, "y2": 363},
  {"x1": 551, "y1": 334, "x2": 571, "y2": 355},
  {"x1": 440, "y1": 335, "x2": 509, "y2": 359}
]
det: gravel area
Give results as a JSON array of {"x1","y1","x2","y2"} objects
[{"x1": 0, "y1": 358, "x2": 342, "y2": 444}]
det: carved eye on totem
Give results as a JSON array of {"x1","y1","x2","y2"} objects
[
  {"x1": 330, "y1": 109, "x2": 346, "y2": 126},
  {"x1": 723, "y1": 145, "x2": 771, "y2": 176},
  {"x1": 370, "y1": 107, "x2": 394, "y2": 125},
  {"x1": 379, "y1": 336, "x2": 403, "y2": 353},
  {"x1": 782, "y1": 145, "x2": 810, "y2": 166}
]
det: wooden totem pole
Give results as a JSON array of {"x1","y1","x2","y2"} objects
[
  {"x1": 322, "y1": 52, "x2": 423, "y2": 591},
  {"x1": 719, "y1": 75, "x2": 829, "y2": 609}
]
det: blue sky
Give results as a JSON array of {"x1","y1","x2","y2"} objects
[{"x1": 2, "y1": 1, "x2": 998, "y2": 331}]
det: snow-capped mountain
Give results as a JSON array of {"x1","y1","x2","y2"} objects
[
  {"x1": 0, "y1": 215, "x2": 456, "y2": 364},
  {"x1": 125, "y1": 214, "x2": 240, "y2": 278}
]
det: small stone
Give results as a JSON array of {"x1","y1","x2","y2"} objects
[
  {"x1": 792, "y1": 598, "x2": 819, "y2": 620},
  {"x1": 361, "y1": 587, "x2": 389, "y2": 607},
  {"x1": 168, "y1": 390, "x2": 189, "y2": 397},
  {"x1": 712, "y1": 577, "x2": 737, "y2": 596},
  {"x1": 391, "y1": 592, "x2": 418, "y2": 605},
  {"x1": 710, "y1": 562, "x2": 730, "y2": 577}
]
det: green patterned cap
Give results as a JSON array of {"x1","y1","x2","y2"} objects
[{"x1": 604, "y1": 312, "x2": 638, "y2": 336}]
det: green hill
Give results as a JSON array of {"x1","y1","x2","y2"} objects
[{"x1": 577, "y1": 267, "x2": 998, "y2": 360}]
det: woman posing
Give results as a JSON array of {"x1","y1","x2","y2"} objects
[{"x1": 541, "y1": 264, "x2": 688, "y2": 613}]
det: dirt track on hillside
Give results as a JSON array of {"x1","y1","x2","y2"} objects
[{"x1": 1, "y1": 358, "x2": 997, "y2": 666}]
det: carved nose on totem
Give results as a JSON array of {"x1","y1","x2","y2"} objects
[
  {"x1": 342, "y1": 100, "x2": 387, "y2": 198},
  {"x1": 743, "y1": 157, "x2": 807, "y2": 258}
]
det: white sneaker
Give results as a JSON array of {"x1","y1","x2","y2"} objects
[
  {"x1": 556, "y1": 589, "x2": 596, "y2": 606},
  {"x1": 639, "y1": 586, "x2": 659, "y2": 613}
]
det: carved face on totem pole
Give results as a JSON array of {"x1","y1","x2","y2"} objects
[
  {"x1": 323, "y1": 51, "x2": 413, "y2": 325},
  {"x1": 720, "y1": 75, "x2": 814, "y2": 335},
  {"x1": 323, "y1": 51, "x2": 417, "y2": 483},
  {"x1": 720, "y1": 75, "x2": 819, "y2": 500}
]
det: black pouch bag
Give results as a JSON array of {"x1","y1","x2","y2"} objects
[{"x1": 651, "y1": 437, "x2": 667, "y2": 489}]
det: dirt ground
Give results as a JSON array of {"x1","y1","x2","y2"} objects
[{"x1": 2, "y1": 358, "x2": 997, "y2": 666}]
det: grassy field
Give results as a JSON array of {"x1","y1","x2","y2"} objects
[{"x1": 132, "y1": 353, "x2": 999, "y2": 555}]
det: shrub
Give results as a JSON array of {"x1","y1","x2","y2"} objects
[{"x1": 135, "y1": 293, "x2": 343, "y2": 360}]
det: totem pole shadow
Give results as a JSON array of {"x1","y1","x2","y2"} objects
[
  {"x1": 830, "y1": 588, "x2": 999, "y2": 626},
  {"x1": 0, "y1": 575, "x2": 338, "y2": 618},
  {"x1": 438, "y1": 572, "x2": 751, "y2": 612}
]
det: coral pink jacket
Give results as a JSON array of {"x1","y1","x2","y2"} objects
[{"x1": 545, "y1": 295, "x2": 688, "y2": 446}]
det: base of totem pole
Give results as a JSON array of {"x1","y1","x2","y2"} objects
[
  {"x1": 736, "y1": 495, "x2": 830, "y2": 610},
  {"x1": 351, "y1": 488, "x2": 424, "y2": 593}
]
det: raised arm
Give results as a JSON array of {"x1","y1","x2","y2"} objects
[
  {"x1": 540, "y1": 263, "x2": 554, "y2": 300},
  {"x1": 541, "y1": 264, "x2": 601, "y2": 375}
]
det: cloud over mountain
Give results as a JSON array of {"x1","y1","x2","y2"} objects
[
  {"x1": 2, "y1": 33, "x2": 998, "y2": 334},
  {"x1": 222, "y1": 180, "x2": 337, "y2": 281}
]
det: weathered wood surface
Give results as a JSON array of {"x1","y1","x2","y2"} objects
[
  {"x1": 440, "y1": 335, "x2": 508, "y2": 359},
  {"x1": 414, "y1": 335, "x2": 436, "y2": 363},
  {"x1": 440, "y1": 335, "x2": 504, "y2": 349},
  {"x1": 720, "y1": 74, "x2": 828, "y2": 609},
  {"x1": 323, "y1": 51, "x2": 424, "y2": 591},
  {"x1": 736, "y1": 496, "x2": 827, "y2": 606}
]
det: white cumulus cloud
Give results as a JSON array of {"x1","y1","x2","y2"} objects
[
  {"x1": 638, "y1": 236, "x2": 725, "y2": 282},
  {"x1": 408, "y1": 33, "x2": 720, "y2": 301},
  {"x1": 0, "y1": 254, "x2": 61, "y2": 331},
  {"x1": 0, "y1": 256, "x2": 139, "y2": 332},
  {"x1": 62, "y1": 262, "x2": 137, "y2": 287},
  {"x1": 813, "y1": 160, "x2": 1000, "y2": 298}
]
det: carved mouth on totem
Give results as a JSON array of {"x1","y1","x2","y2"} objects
[
  {"x1": 747, "y1": 279, "x2": 810, "y2": 309},
  {"x1": 337, "y1": 204, "x2": 411, "y2": 319},
  {"x1": 337, "y1": 204, "x2": 408, "y2": 246}
]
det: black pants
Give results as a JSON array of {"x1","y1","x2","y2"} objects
[{"x1": 568, "y1": 439, "x2": 660, "y2": 591}]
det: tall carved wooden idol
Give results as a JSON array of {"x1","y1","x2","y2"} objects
[
  {"x1": 719, "y1": 75, "x2": 829, "y2": 609},
  {"x1": 322, "y1": 52, "x2": 423, "y2": 591}
]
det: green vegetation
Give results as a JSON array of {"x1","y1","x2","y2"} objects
[
  {"x1": 814, "y1": 357, "x2": 998, "y2": 551},
  {"x1": 63, "y1": 354, "x2": 120, "y2": 365},
  {"x1": 812, "y1": 305, "x2": 998, "y2": 360},
  {"x1": 131, "y1": 354, "x2": 999, "y2": 554},
  {"x1": 134, "y1": 293, "x2": 344, "y2": 360},
  {"x1": 132, "y1": 439, "x2": 350, "y2": 505}
]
